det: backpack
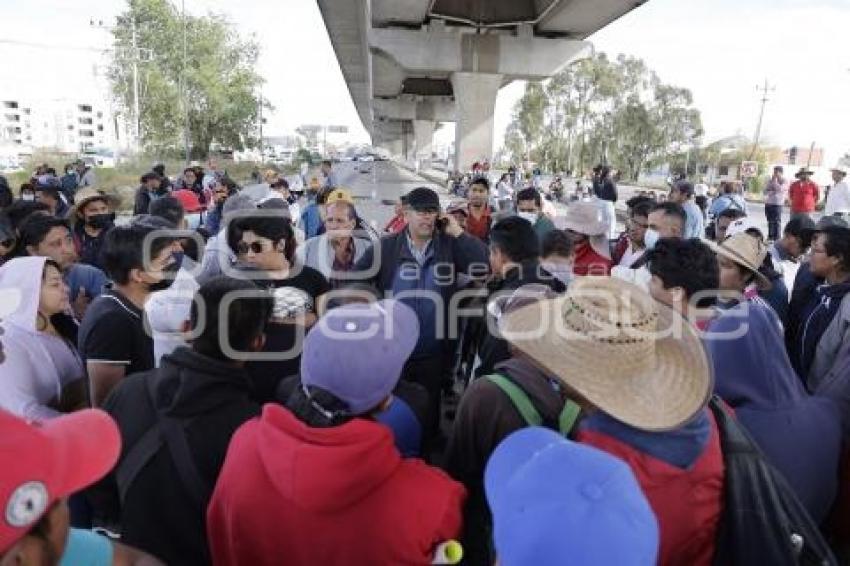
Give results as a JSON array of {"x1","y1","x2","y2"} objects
[
  {"x1": 709, "y1": 397, "x2": 837, "y2": 566},
  {"x1": 115, "y1": 375, "x2": 211, "y2": 510},
  {"x1": 485, "y1": 373, "x2": 581, "y2": 437}
]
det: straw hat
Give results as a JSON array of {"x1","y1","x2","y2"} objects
[
  {"x1": 831, "y1": 164, "x2": 848, "y2": 176},
  {"x1": 70, "y1": 187, "x2": 118, "y2": 217},
  {"x1": 562, "y1": 201, "x2": 608, "y2": 237},
  {"x1": 499, "y1": 276, "x2": 712, "y2": 431},
  {"x1": 707, "y1": 232, "x2": 771, "y2": 289}
]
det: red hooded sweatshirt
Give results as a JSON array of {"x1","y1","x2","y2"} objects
[
  {"x1": 578, "y1": 415, "x2": 724, "y2": 566},
  {"x1": 572, "y1": 241, "x2": 613, "y2": 276},
  {"x1": 207, "y1": 404, "x2": 466, "y2": 565}
]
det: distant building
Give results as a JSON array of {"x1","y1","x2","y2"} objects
[
  {"x1": 776, "y1": 146, "x2": 824, "y2": 167},
  {"x1": 0, "y1": 96, "x2": 128, "y2": 155}
]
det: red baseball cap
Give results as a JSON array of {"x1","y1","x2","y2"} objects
[
  {"x1": 0, "y1": 409, "x2": 121, "y2": 553},
  {"x1": 173, "y1": 189, "x2": 204, "y2": 213}
]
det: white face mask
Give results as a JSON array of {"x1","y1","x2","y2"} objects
[
  {"x1": 644, "y1": 228, "x2": 660, "y2": 250},
  {"x1": 21, "y1": 194, "x2": 35, "y2": 202},
  {"x1": 542, "y1": 261, "x2": 574, "y2": 286},
  {"x1": 518, "y1": 211, "x2": 538, "y2": 224}
]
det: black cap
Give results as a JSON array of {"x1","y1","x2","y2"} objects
[{"x1": 405, "y1": 187, "x2": 440, "y2": 212}]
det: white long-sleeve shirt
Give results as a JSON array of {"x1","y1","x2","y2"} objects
[{"x1": 825, "y1": 180, "x2": 850, "y2": 215}]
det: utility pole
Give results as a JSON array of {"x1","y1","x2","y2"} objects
[
  {"x1": 91, "y1": 17, "x2": 144, "y2": 153},
  {"x1": 181, "y1": 0, "x2": 191, "y2": 164},
  {"x1": 806, "y1": 141, "x2": 817, "y2": 168},
  {"x1": 130, "y1": 17, "x2": 140, "y2": 150},
  {"x1": 258, "y1": 89, "x2": 263, "y2": 159},
  {"x1": 749, "y1": 79, "x2": 775, "y2": 160}
]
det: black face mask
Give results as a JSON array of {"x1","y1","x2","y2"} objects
[
  {"x1": 146, "y1": 261, "x2": 180, "y2": 292},
  {"x1": 86, "y1": 213, "x2": 114, "y2": 230}
]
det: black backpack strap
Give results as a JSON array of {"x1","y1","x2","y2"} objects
[
  {"x1": 145, "y1": 376, "x2": 211, "y2": 507},
  {"x1": 158, "y1": 415, "x2": 210, "y2": 507},
  {"x1": 115, "y1": 424, "x2": 163, "y2": 505}
]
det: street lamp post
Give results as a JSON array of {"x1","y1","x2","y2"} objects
[
  {"x1": 90, "y1": 16, "x2": 147, "y2": 153},
  {"x1": 181, "y1": 0, "x2": 191, "y2": 164}
]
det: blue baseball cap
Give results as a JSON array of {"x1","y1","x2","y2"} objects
[
  {"x1": 301, "y1": 299, "x2": 419, "y2": 414},
  {"x1": 485, "y1": 427, "x2": 658, "y2": 566}
]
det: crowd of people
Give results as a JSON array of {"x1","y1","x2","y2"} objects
[{"x1": 0, "y1": 154, "x2": 849, "y2": 566}]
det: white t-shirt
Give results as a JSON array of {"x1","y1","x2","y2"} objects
[
  {"x1": 825, "y1": 180, "x2": 850, "y2": 215},
  {"x1": 145, "y1": 265, "x2": 200, "y2": 366}
]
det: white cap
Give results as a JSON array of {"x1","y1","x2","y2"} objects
[{"x1": 725, "y1": 217, "x2": 763, "y2": 240}]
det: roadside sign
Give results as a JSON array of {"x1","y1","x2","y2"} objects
[{"x1": 740, "y1": 161, "x2": 759, "y2": 178}]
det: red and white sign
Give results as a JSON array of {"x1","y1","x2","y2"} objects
[{"x1": 740, "y1": 161, "x2": 759, "y2": 178}]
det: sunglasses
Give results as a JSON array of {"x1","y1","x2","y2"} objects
[{"x1": 236, "y1": 241, "x2": 273, "y2": 255}]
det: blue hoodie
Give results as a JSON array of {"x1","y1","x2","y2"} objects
[{"x1": 706, "y1": 301, "x2": 841, "y2": 522}]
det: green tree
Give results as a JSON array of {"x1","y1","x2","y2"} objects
[
  {"x1": 501, "y1": 51, "x2": 702, "y2": 180},
  {"x1": 514, "y1": 82, "x2": 548, "y2": 161},
  {"x1": 108, "y1": 0, "x2": 267, "y2": 158}
]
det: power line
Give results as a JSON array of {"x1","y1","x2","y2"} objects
[{"x1": 0, "y1": 38, "x2": 108, "y2": 53}]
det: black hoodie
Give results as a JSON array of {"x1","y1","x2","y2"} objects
[
  {"x1": 474, "y1": 260, "x2": 565, "y2": 377},
  {"x1": 89, "y1": 347, "x2": 260, "y2": 566}
]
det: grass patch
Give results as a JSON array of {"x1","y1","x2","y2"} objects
[{"x1": 4, "y1": 152, "x2": 299, "y2": 212}]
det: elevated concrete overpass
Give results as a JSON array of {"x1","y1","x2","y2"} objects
[{"x1": 317, "y1": 0, "x2": 648, "y2": 171}]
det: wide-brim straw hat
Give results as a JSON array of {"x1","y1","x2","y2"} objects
[
  {"x1": 795, "y1": 167, "x2": 814, "y2": 178},
  {"x1": 70, "y1": 187, "x2": 118, "y2": 218},
  {"x1": 499, "y1": 276, "x2": 712, "y2": 431},
  {"x1": 562, "y1": 201, "x2": 609, "y2": 237},
  {"x1": 707, "y1": 232, "x2": 771, "y2": 290}
]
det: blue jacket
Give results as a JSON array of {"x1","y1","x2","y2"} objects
[
  {"x1": 355, "y1": 229, "x2": 488, "y2": 360},
  {"x1": 64, "y1": 263, "x2": 107, "y2": 302},
  {"x1": 708, "y1": 194, "x2": 747, "y2": 217},
  {"x1": 300, "y1": 204, "x2": 324, "y2": 239},
  {"x1": 759, "y1": 275, "x2": 789, "y2": 326},
  {"x1": 707, "y1": 301, "x2": 841, "y2": 522},
  {"x1": 205, "y1": 203, "x2": 224, "y2": 235}
]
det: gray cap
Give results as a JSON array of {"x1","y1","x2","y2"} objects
[
  {"x1": 816, "y1": 215, "x2": 849, "y2": 230},
  {"x1": 222, "y1": 193, "x2": 256, "y2": 218}
]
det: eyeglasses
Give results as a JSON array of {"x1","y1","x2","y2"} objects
[
  {"x1": 628, "y1": 219, "x2": 649, "y2": 229},
  {"x1": 0, "y1": 238, "x2": 13, "y2": 248},
  {"x1": 236, "y1": 241, "x2": 273, "y2": 255}
]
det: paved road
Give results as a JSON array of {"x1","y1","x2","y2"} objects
[
  {"x1": 333, "y1": 161, "x2": 453, "y2": 230},
  {"x1": 329, "y1": 161, "x2": 817, "y2": 240}
]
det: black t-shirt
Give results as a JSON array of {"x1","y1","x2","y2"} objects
[
  {"x1": 245, "y1": 265, "x2": 330, "y2": 403},
  {"x1": 78, "y1": 290, "x2": 154, "y2": 378}
]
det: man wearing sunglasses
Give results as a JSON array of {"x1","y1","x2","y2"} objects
[{"x1": 227, "y1": 213, "x2": 330, "y2": 403}]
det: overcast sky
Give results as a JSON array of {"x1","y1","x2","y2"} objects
[{"x1": 2, "y1": 0, "x2": 848, "y2": 161}]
